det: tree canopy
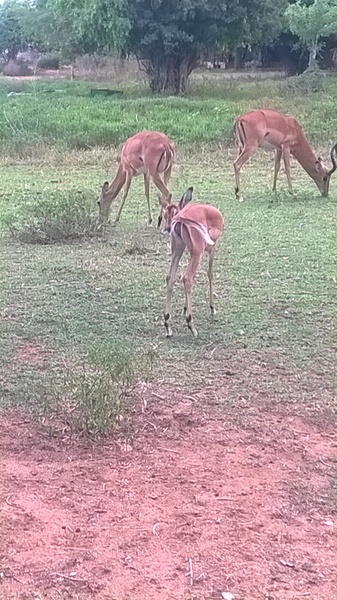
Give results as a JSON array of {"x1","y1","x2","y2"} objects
[
  {"x1": 285, "y1": 0, "x2": 337, "y2": 68},
  {"x1": 1, "y1": 0, "x2": 335, "y2": 92},
  {"x1": 27, "y1": 0, "x2": 288, "y2": 93},
  {"x1": 0, "y1": 0, "x2": 31, "y2": 61}
]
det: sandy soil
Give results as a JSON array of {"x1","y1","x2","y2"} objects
[{"x1": 1, "y1": 388, "x2": 336, "y2": 600}]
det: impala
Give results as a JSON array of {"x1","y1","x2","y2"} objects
[
  {"x1": 160, "y1": 187, "x2": 224, "y2": 338},
  {"x1": 233, "y1": 109, "x2": 337, "y2": 201},
  {"x1": 98, "y1": 131, "x2": 175, "y2": 226}
]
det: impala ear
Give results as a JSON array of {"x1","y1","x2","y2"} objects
[
  {"x1": 315, "y1": 158, "x2": 324, "y2": 174},
  {"x1": 179, "y1": 186, "x2": 193, "y2": 209},
  {"x1": 102, "y1": 181, "x2": 109, "y2": 194}
]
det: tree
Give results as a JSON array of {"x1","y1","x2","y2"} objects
[
  {"x1": 285, "y1": 0, "x2": 337, "y2": 68},
  {"x1": 37, "y1": 0, "x2": 130, "y2": 64},
  {"x1": 0, "y1": 0, "x2": 32, "y2": 61},
  {"x1": 31, "y1": 0, "x2": 287, "y2": 94},
  {"x1": 228, "y1": 0, "x2": 287, "y2": 69},
  {"x1": 127, "y1": 0, "x2": 244, "y2": 94},
  {"x1": 125, "y1": 0, "x2": 287, "y2": 93}
]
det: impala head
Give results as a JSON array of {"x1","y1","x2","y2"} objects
[
  {"x1": 97, "y1": 181, "x2": 112, "y2": 223},
  {"x1": 161, "y1": 187, "x2": 193, "y2": 233},
  {"x1": 315, "y1": 144, "x2": 337, "y2": 196}
]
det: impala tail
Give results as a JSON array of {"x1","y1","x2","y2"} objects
[
  {"x1": 234, "y1": 120, "x2": 246, "y2": 153},
  {"x1": 157, "y1": 146, "x2": 175, "y2": 173},
  {"x1": 172, "y1": 218, "x2": 215, "y2": 249}
]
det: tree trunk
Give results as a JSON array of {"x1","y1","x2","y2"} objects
[
  {"x1": 140, "y1": 54, "x2": 198, "y2": 95},
  {"x1": 308, "y1": 37, "x2": 319, "y2": 69},
  {"x1": 234, "y1": 47, "x2": 244, "y2": 70}
]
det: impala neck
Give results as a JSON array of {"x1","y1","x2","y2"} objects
[{"x1": 292, "y1": 134, "x2": 319, "y2": 181}]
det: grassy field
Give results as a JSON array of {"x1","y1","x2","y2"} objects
[
  {"x1": 0, "y1": 74, "x2": 337, "y2": 157},
  {"x1": 0, "y1": 73, "x2": 336, "y2": 433}
]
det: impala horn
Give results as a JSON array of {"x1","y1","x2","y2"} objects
[{"x1": 328, "y1": 143, "x2": 337, "y2": 176}]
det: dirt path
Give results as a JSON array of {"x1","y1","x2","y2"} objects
[{"x1": 1, "y1": 394, "x2": 336, "y2": 600}]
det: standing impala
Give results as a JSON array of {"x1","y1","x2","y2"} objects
[
  {"x1": 233, "y1": 109, "x2": 337, "y2": 201},
  {"x1": 98, "y1": 131, "x2": 175, "y2": 226},
  {"x1": 161, "y1": 187, "x2": 224, "y2": 338}
]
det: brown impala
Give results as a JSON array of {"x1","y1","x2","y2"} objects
[
  {"x1": 98, "y1": 131, "x2": 175, "y2": 226},
  {"x1": 160, "y1": 187, "x2": 224, "y2": 338},
  {"x1": 233, "y1": 109, "x2": 337, "y2": 200}
]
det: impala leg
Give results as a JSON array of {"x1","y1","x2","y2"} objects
[
  {"x1": 208, "y1": 245, "x2": 216, "y2": 315},
  {"x1": 183, "y1": 253, "x2": 203, "y2": 337},
  {"x1": 158, "y1": 166, "x2": 172, "y2": 229},
  {"x1": 115, "y1": 173, "x2": 132, "y2": 223},
  {"x1": 157, "y1": 202, "x2": 164, "y2": 230},
  {"x1": 164, "y1": 236, "x2": 185, "y2": 337},
  {"x1": 152, "y1": 174, "x2": 170, "y2": 227},
  {"x1": 282, "y1": 146, "x2": 293, "y2": 194},
  {"x1": 233, "y1": 149, "x2": 255, "y2": 202},
  {"x1": 143, "y1": 174, "x2": 152, "y2": 225},
  {"x1": 272, "y1": 149, "x2": 282, "y2": 192}
]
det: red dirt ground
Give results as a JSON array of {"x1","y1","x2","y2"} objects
[{"x1": 1, "y1": 391, "x2": 336, "y2": 600}]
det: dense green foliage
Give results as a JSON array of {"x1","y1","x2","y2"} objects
[
  {"x1": 124, "y1": 0, "x2": 287, "y2": 92},
  {"x1": 0, "y1": 0, "x2": 31, "y2": 60},
  {"x1": 1, "y1": 0, "x2": 287, "y2": 92},
  {"x1": 1, "y1": 0, "x2": 337, "y2": 90},
  {"x1": 285, "y1": 0, "x2": 337, "y2": 67}
]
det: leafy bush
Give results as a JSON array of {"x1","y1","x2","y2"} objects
[
  {"x1": 280, "y1": 66, "x2": 328, "y2": 96},
  {"x1": 3, "y1": 59, "x2": 30, "y2": 76},
  {"x1": 36, "y1": 53, "x2": 60, "y2": 70},
  {"x1": 4, "y1": 190, "x2": 101, "y2": 244},
  {"x1": 43, "y1": 342, "x2": 156, "y2": 436}
]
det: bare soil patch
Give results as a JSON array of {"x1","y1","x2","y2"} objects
[{"x1": 0, "y1": 392, "x2": 336, "y2": 600}]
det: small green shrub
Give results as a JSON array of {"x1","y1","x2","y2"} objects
[
  {"x1": 279, "y1": 67, "x2": 328, "y2": 96},
  {"x1": 37, "y1": 53, "x2": 60, "y2": 70},
  {"x1": 4, "y1": 190, "x2": 101, "y2": 244},
  {"x1": 43, "y1": 342, "x2": 156, "y2": 436}
]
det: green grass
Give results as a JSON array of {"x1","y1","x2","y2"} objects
[
  {"x1": 0, "y1": 75, "x2": 337, "y2": 158},
  {"x1": 0, "y1": 74, "x2": 336, "y2": 429},
  {"x1": 0, "y1": 156, "x2": 336, "y2": 413}
]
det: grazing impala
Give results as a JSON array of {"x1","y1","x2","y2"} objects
[
  {"x1": 233, "y1": 109, "x2": 337, "y2": 201},
  {"x1": 160, "y1": 187, "x2": 224, "y2": 337},
  {"x1": 98, "y1": 131, "x2": 175, "y2": 225}
]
